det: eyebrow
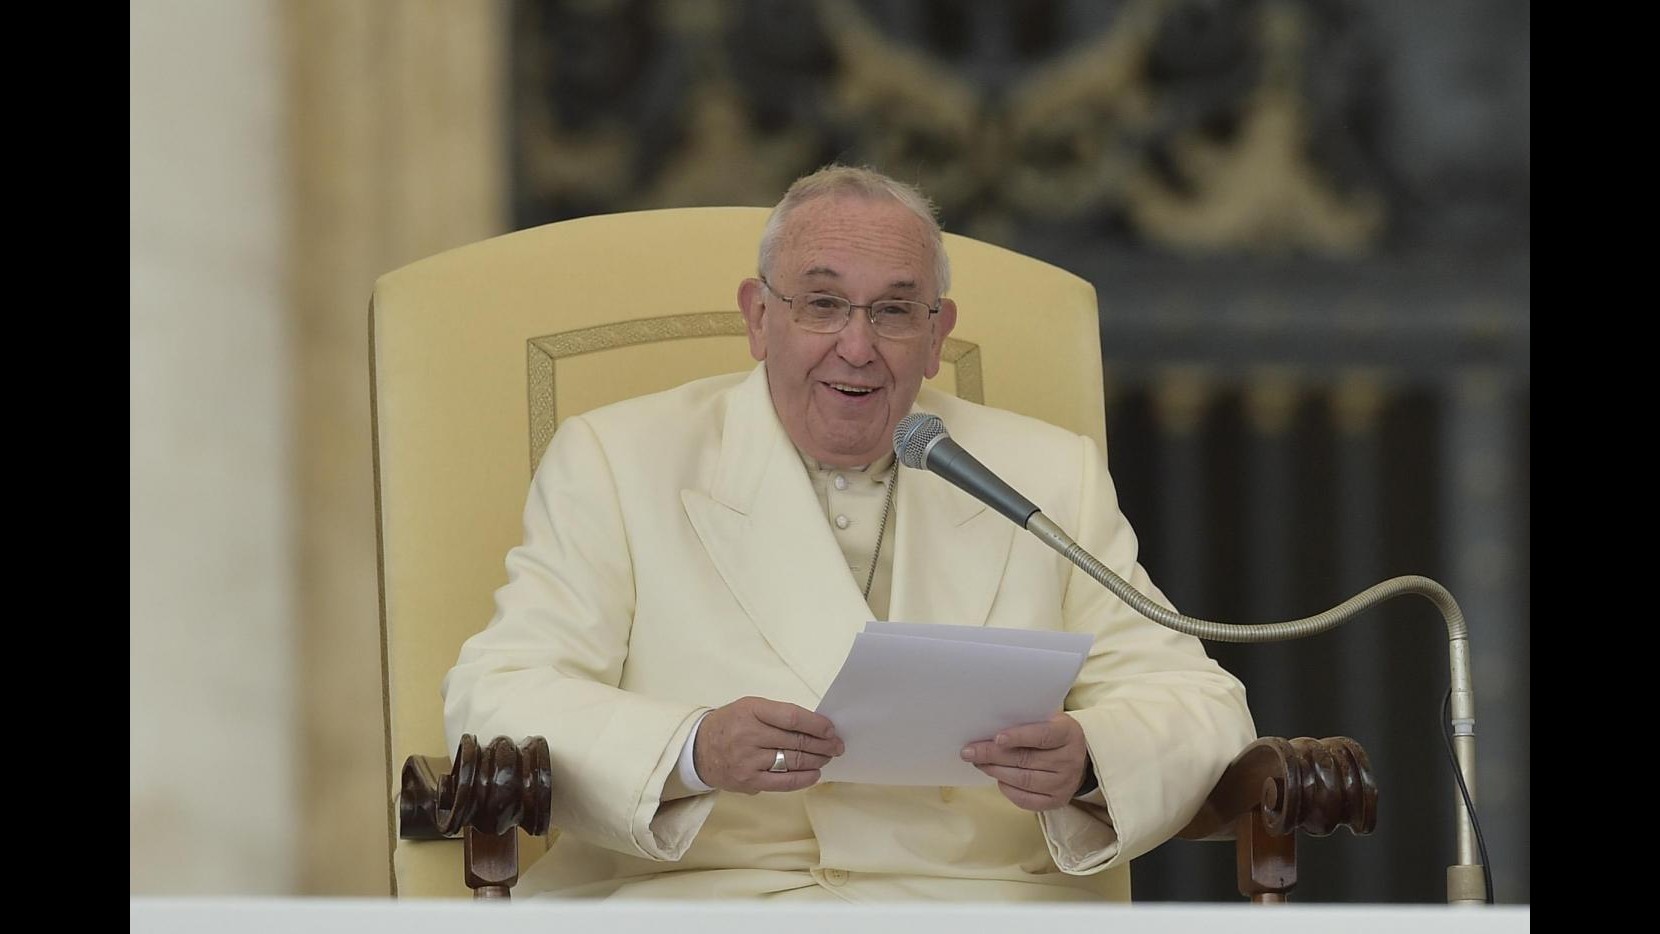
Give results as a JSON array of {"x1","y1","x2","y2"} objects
[{"x1": 799, "y1": 266, "x2": 921, "y2": 293}]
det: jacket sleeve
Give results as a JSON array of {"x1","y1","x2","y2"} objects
[
  {"x1": 441, "y1": 415, "x2": 716, "y2": 861},
  {"x1": 1038, "y1": 434, "x2": 1257, "y2": 874}
]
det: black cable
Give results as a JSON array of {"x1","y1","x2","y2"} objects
[{"x1": 1441, "y1": 689, "x2": 1495, "y2": 905}]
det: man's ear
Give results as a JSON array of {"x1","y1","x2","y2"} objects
[
  {"x1": 923, "y1": 297, "x2": 958, "y2": 379},
  {"x1": 738, "y1": 278, "x2": 767, "y2": 362}
]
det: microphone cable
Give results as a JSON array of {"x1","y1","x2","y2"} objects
[{"x1": 1442, "y1": 689, "x2": 1495, "y2": 905}]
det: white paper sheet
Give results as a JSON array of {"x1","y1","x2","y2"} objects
[
  {"x1": 865, "y1": 621, "x2": 1093, "y2": 657},
  {"x1": 814, "y1": 623, "x2": 1091, "y2": 786}
]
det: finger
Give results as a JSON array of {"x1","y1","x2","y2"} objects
[
  {"x1": 750, "y1": 769, "x2": 823, "y2": 794},
  {"x1": 752, "y1": 701, "x2": 839, "y2": 740},
  {"x1": 975, "y1": 763, "x2": 1073, "y2": 797},
  {"x1": 754, "y1": 727, "x2": 843, "y2": 758},
  {"x1": 787, "y1": 749, "x2": 833, "y2": 772},
  {"x1": 993, "y1": 718, "x2": 1073, "y2": 751},
  {"x1": 994, "y1": 779, "x2": 1067, "y2": 812},
  {"x1": 753, "y1": 748, "x2": 834, "y2": 773},
  {"x1": 961, "y1": 741, "x2": 1067, "y2": 771}
]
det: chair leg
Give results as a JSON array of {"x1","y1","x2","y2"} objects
[
  {"x1": 1236, "y1": 808, "x2": 1296, "y2": 904},
  {"x1": 464, "y1": 826, "x2": 519, "y2": 899}
]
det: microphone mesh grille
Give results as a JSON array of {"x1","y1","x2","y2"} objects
[{"x1": 893, "y1": 413, "x2": 946, "y2": 468}]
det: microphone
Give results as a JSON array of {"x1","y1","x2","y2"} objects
[
  {"x1": 892, "y1": 411, "x2": 1490, "y2": 905},
  {"x1": 893, "y1": 413, "x2": 1040, "y2": 527}
]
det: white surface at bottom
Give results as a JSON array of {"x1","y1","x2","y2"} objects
[{"x1": 132, "y1": 897, "x2": 1530, "y2": 934}]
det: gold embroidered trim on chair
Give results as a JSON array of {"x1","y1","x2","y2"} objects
[{"x1": 527, "y1": 312, "x2": 983, "y2": 471}]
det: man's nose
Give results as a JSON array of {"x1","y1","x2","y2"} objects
[
  {"x1": 830, "y1": 308, "x2": 883, "y2": 366},
  {"x1": 835, "y1": 310, "x2": 880, "y2": 365}
]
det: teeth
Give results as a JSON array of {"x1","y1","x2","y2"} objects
[{"x1": 830, "y1": 384, "x2": 875, "y2": 394}]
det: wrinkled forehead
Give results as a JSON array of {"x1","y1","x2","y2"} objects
[{"x1": 776, "y1": 195, "x2": 938, "y2": 290}]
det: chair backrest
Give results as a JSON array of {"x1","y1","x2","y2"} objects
[{"x1": 370, "y1": 206, "x2": 1106, "y2": 896}]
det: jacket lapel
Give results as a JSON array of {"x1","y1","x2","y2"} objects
[
  {"x1": 680, "y1": 367, "x2": 875, "y2": 700},
  {"x1": 888, "y1": 394, "x2": 1016, "y2": 629}
]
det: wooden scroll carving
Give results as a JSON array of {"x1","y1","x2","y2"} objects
[
  {"x1": 399, "y1": 734, "x2": 553, "y2": 899},
  {"x1": 1177, "y1": 736, "x2": 1378, "y2": 903}
]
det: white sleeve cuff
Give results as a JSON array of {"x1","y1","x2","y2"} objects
[{"x1": 675, "y1": 710, "x2": 715, "y2": 794}]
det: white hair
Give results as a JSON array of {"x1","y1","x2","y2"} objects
[{"x1": 757, "y1": 164, "x2": 952, "y2": 297}]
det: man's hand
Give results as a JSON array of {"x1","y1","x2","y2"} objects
[
  {"x1": 960, "y1": 712, "x2": 1090, "y2": 811},
  {"x1": 693, "y1": 696, "x2": 845, "y2": 794}
]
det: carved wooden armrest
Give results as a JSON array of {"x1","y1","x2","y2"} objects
[
  {"x1": 399, "y1": 734, "x2": 553, "y2": 899},
  {"x1": 1177, "y1": 736, "x2": 1377, "y2": 903}
]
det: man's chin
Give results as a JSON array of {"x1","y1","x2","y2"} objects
[{"x1": 804, "y1": 428, "x2": 892, "y2": 468}]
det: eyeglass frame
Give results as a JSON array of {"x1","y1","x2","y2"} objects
[{"x1": 757, "y1": 276, "x2": 941, "y2": 339}]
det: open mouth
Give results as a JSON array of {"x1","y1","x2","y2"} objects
[{"x1": 826, "y1": 382, "x2": 880, "y2": 397}]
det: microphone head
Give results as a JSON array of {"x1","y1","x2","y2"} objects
[{"x1": 894, "y1": 412, "x2": 946, "y2": 469}]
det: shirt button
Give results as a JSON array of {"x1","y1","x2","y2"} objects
[
  {"x1": 834, "y1": 515, "x2": 850, "y2": 529},
  {"x1": 939, "y1": 787, "x2": 956, "y2": 803},
  {"x1": 823, "y1": 868, "x2": 849, "y2": 886},
  {"x1": 833, "y1": 474, "x2": 848, "y2": 491}
]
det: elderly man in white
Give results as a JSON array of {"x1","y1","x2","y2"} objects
[{"x1": 442, "y1": 164, "x2": 1255, "y2": 901}]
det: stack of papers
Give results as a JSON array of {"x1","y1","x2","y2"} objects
[{"x1": 815, "y1": 622, "x2": 1092, "y2": 786}]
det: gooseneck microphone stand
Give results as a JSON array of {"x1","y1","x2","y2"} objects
[{"x1": 894, "y1": 413, "x2": 1489, "y2": 906}]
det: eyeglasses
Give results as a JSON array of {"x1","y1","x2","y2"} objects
[{"x1": 759, "y1": 277, "x2": 939, "y2": 340}]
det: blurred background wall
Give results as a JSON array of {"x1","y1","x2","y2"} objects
[
  {"x1": 131, "y1": 0, "x2": 1528, "y2": 903},
  {"x1": 131, "y1": 0, "x2": 294, "y2": 894},
  {"x1": 132, "y1": 0, "x2": 506, "y2": 895}
]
